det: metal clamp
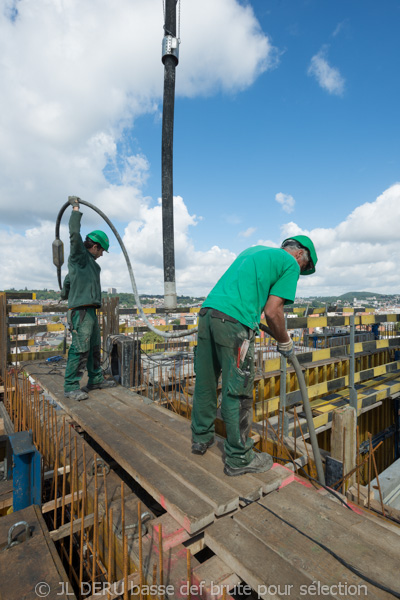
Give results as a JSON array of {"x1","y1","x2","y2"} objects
[
  {"x1": 6, "y1": 521, "x2": 32, "y2": 549},
  {"x1": 162, "y1": 35, "x2": 179, "y2": 64},
  {"x1": 116, "y1": 512, "x2": 152, "y2": 540},
  {"x1": 90, "y1": 457, "x2": 110, "y2": 477}
]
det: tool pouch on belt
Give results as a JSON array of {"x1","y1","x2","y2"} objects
[{"x1": 227, "y1": 364, "x2": 253, "y2": 397}]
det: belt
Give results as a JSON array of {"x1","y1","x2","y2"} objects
[{"x1": 199, "y1": 307, "x2": 239, "y2": 324}]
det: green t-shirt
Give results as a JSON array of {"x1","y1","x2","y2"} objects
[{"x1": 203, "y1": 246, "x2": 299, "y2": 331}]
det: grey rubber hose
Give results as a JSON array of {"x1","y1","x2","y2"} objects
[
  {"x1": 259, "y1": 322, "x2": 325, "y2": 485},
  {"x1": 55, "y1": 199, "x2": 198, "y2": 339}
]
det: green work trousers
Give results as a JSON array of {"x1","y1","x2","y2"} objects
[
  {"x1": 191, "y1": 309, "x2": 256, "y2": 468},
  {"x1": 64, "y1": 307, "x2": 103, "y2": 392}
]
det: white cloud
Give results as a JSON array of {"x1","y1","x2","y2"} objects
[
  {"x1": 0, "y1": 0, "x2": 275, "y2": 227},
  {"x1": 0, "y1": 196, "x2": 236, "y2": 296},
  {"x1": 3, "y1": 185, "x2": 400, "y2": 298},
  {"x1": 275, "y1": 192, "x2": 295, "y2": 214},
  {"x1": 239, "y1": 227, "x2": 257, "y2": 238},
  {"x1": 0, "y1": 0, "x2": 274, "y2": 296},
  {"x1": 280, "y1": 183, "x2": 400, "y2": 297},
  {"x1": 308, "y1": 47, "x2": 345, "y2": 96}
]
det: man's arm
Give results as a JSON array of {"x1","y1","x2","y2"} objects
[{"x1": 263, "y1": 295, "x2": 290, "y2": 344}]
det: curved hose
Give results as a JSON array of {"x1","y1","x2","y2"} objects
[
  {"x1": 288, "y1": 353, "x2": 325, "y2": 485},
  {"x1": 259, "y1": 322, "x2": 325, "y2": 485},
  {"x1": 55, "y1": 199, "x2": 198, "y2": 339}
]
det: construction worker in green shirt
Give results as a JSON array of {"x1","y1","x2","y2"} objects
[
  {"x1": 191, "y1": 236, "x2": 317, "y2": 476},
  {"x1": 63, "y1": 196, "x2": 116, "y2": 401}
]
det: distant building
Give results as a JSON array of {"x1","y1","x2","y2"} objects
[{"x1": 108, "y1": 288, "x2": 117, "y2": 294}]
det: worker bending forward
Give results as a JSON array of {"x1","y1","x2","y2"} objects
[
  {"x1": 63, "y1": 196, "x2": 116, "y2": 401},
  {"x1": 191, "y1": 236, "x2": 317, "y2": 476}
]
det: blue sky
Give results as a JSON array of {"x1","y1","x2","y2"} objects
[{"x1": 0, "y1": 0, "x2": 399, "y2": 298}]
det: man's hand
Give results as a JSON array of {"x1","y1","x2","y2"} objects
[
  {"x1": 68, "y1": 196, "x2": 81, "y2": 211},
  {"x1": 277, "y1": 339, "x2": 294, "y2": 359}
]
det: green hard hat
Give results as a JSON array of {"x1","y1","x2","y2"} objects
[
  {"x1": 87, "y1": 230, "x2": 109, "y2": 252},
  {"x1": 282, "y1": 235, "x2": 317, "y2": 276}
]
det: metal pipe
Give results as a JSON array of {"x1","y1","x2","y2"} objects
[
  {"x1": 349, "y1": 314, "x2": 357, "y2": 409},
  {"x1": 161, "y1": 0, "x2": 179, "y2": 310}
]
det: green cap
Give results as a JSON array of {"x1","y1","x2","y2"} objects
[
  {"x1": 87, "y1": 230, "x2": 109, "y2": 252},
  {"x1": 282, "y1": 235, "x2": 317, "y2": 276}
]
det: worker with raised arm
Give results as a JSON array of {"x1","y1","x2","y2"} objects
[
  {"x1": 191, "y1": 236, "x2": 317, "y2": 476},
  {"x1": 63, "y1": 196, "x2": 116, "y2": 401}
]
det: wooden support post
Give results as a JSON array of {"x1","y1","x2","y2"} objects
[{"x1": 331, "y1": 406, "x2": 357, "y2": 490}]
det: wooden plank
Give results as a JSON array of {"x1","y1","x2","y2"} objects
[
  {"x1": 0, "y1": 504, "x2": 77, "y2": 599},
  {"x1": 204, "y1": 517, "x2": 325, "y2": 599},
  {"x1": 73, "y1": 394, "x2": 239, "y2": 516},
  {"x1": 331, "y1": 406, "x2": 357, "y2": 489},
  {"x1": 234, "y1": 493, "x2": 390, "y2": 600},
  {"x1": 192, "y1": 556, "x2": 240, "y2": 600},
  {"x1": 69, "y1": 403, "x2": 214, "y2": 534},
  {"x1": 50, "y1": 512, "x2": 96, "y2": 541},
  {"x1": 96, "y1": 389, "x2": 263, "y2": 504},
  {"x1": 260, "y1": 482, "x2": 400, "y2": 594},
  {"x1": 0, "y1": 479, "x2": 13, "y2": 511}
]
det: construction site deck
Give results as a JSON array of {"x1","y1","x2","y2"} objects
[{"x1": 1, "y1": 293, "x2": 400, "y2": 600}]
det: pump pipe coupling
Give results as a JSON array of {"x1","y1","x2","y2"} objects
[{"x1": 162, "y1": 35, "x2": 179, "y2": 65}]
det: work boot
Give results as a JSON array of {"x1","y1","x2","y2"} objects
[
  {"x1": 224, "y1": 452, "x2": 273, "y2": 477},
  {"x1": 64, "y1": 389, "x2": 89, "y2": 402},
  {"x1": 84, "y1": 379, "x2": 117, "y2": 392},
  {"x1": 191, "y1": 438, "x2": 215, "y2": 455}
]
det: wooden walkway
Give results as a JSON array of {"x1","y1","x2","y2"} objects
[
  {"x1": 24, "y1": 362, "x2": 291, "y2": 535},
  {"x1": 23, "y1": 362, "x2": 400, "y2": 598}
]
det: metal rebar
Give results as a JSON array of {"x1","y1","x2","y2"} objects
[
  {"x1": 93, "y1": 453, "x2": 98, "y2": 588},
  {"x1": 187, "y1": 549, "x2": 191, "y2": 600},
  {"x1": 158, "y1": 524, "x2": 164, "y2": 600},
  {"x1": 107, "y1": 507, "x2": 113, "y2": 600},
  {"x1": 138, "y1": 501, "x2": 143, "y2": 600},
  {"x1": 74, "y1": 437, "x2": 79, "y2": 522},
  {"x1": 69, "y1": 454, "x2": 75, "y2": 579},
  {"x1": 79, "y1": 478, "x2": 85, "y2": 590},
  {"x1": 53, "y1": 434, "x2": 59, "y2": 529},
  {"x1": 123, "y1": 531, "x2": 128, "y2": 600},
  {"x1": 368, "y1": 432, "x2": 372, "y2": 509},
  {"x1": 371, "y1": 444, "x2": 386, "y2": 519}
]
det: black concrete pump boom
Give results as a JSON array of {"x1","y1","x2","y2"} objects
[{"x1": 161, "y1": 0, "x2": 180, "y2": 310}]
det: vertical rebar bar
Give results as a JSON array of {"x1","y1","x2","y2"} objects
[
  {"x1": 123, "y1": 531, "x2": 128, "y2": 600},
  {"x1": 79, "y1": 478, "x2": 85, "y2": 591},
  {"x1": 107, "y1": 507, "x2": 113, "y2": 600},
  {"x1": 368, "y1": 432, "x2": 372, "y2": 509},
  {"x1": 92, "y1": 453, "x2": 98, "y2": 588},
  {"x1": 186, "y1": 548, "x2": 192, "y2": 600},
  {"x1": 69, "y1": 454, "x2": 75, "y2": 579},
  {"x1": 158, "y1": 524, "x2": 164, "y2": 600},
  {"x1": 138, "y1": 501, "x2": 143, "y2": 600}
]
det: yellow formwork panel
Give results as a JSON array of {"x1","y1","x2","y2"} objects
[
  {"x1": 313, "y1": 403, "x2": 337, "y2": 414},
  {"x1": 361, "y1": 315, "x2": 376, "y2": 325},
  {"x1": 10, "y1": 304, "x2": 43, "y2": 313},
  {"x1": 47, "y1": 323, "x2": 64, "y2": 332},
  {"x1": 313, "y1": 413, "x2": 329, "y2": 429},
  {"x1": 307, "y1": 316, "x2": 328, "y2": 328}
]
